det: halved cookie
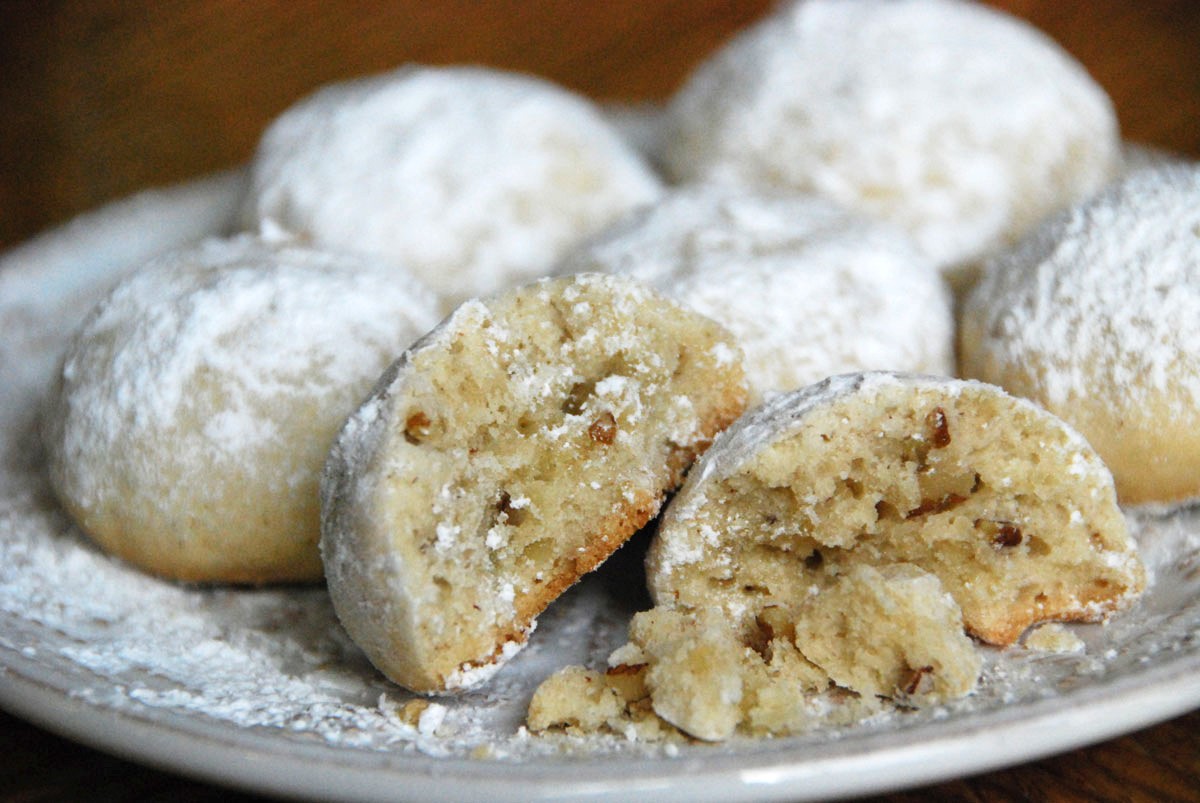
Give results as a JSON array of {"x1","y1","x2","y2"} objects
[
  {"x1": 648, "y1": 372, "x2": 1145, "y2": 647},
  {"x1": 320, "y1": 273, "x2": 747, "y2": 693}
]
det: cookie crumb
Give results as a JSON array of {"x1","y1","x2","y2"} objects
[{"x1": 1023, "y1": 623, "x2": 1085, "y2": 654}]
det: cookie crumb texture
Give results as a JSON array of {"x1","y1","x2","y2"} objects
[
  {"x1": 1022, "y1": 623, "x2": 1085, "y2": 655},
  {"x1": 530, "y1": 566, "x2": 977, "y2": 742},
  {"x1": 648, "y1": 373, "x2": 1144, "y2": 648},
  {"x1": 320, "y1": 274, "x2": 747, "y2": 693}
]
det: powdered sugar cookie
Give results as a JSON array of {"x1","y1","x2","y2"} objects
[
  {"x1": 662, "y1": 0, "x2": 1119, "y2": 282},
  {"x1": 43, "y1": 235, "x2": 439, "y2": 584},
  {"x1": 557, "y1": 184, "x2": 953, "y2": 398},
  {"x1": 320, "y1": 273, "x2": 746, "y2": 693},
  {"x1": 647, "y1": 372, "x2": 1144, "y2": 647},
  {"x1": 241, "y1": 66, "x2": 663, "y2": 308},
  {"x1": 960, "y1": 165, "x2": 1200, "y2": 507}
]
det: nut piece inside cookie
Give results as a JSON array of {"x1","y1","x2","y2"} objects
[
  {"x1": 648, "y1": 372, "x2": 1145, "y2": 647},
  {"x1": 320, "y1": 273, "x2": 746, "y2": 693}
]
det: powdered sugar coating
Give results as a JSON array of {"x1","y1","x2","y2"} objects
[
  {"x1": 600, "y1": 102, "x2": 667, "y2": 172},
  {"x1": 241, "y1": 66, "x2": 663, "y2": 307},
  {"x1": 662, "y1": 0, "x2": 1119, "y2": 274},
  {"x1": 43, "y1": 234, "x2": 440, "y2": 583},
  {"x1": 960, "y1": 165, "x2": 1200, "y2": 506},
  {"x1": 558, "y1": 185, "x2": 953, "y2": 398},
  {"x1": 1120, "y1": 143, "x2": 1192, "y2": 178}
]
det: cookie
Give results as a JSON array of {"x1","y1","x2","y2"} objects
[
  {"x1": 647, "y1": 372, "x2": 1145, "y2": 647},
  {"x1": 661, "y1": 0, "x2": 1119, "y2": 282},
  {"x1": 320, "y1": 273, "x2": 747, "y2": 693},
  {"x1": 241, "y1": 66, "x2": 663, "y2": 307},
  {"x1": 960, "y1": 165, "x2": 1200, "y2": 508},
  {"x1": 558, "y1": 183, "x2": 953, "y2": 398},
  {"x1": 42, "y1": 235, "x2": 439, "y2": 583}
]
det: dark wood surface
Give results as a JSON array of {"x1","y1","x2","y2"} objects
[{"x1": 1, "y1": 2, "x2": 1198, "y2": 800}]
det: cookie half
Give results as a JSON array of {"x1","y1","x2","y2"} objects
[
  {"x1": 320, "y1": 273, "x2": 747, "y2": 693},
  {"x1": 648, "y1": 372, "x2": 1144, "y2": 647}
]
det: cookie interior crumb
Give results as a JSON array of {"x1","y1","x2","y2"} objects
[
  {"x1": 529, "y1": 596, "x2": 928, "y2": 742},
  {"x1": 1022, "y1": 623, "x2": 1085, "y2": 654},
  {"x1": 529, "y1": 556, "x2": 982, "y2": 742},
  {"x1": 788, "y1": 563, "x2": 980, "y2": 704},
  {"x1": 649, "y1": 374, "x2": 1144, "y2": 648}
]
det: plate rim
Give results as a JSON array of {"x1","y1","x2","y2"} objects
[{"x1": 2, "y1": 629, "x2": 1198, "y2": 803}]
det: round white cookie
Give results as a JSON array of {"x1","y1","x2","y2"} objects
[
  {"x1": 558, "y1": 184, "x2": 954, "y2": 398},
  {"x1": 43, "y1": 235, "x2": 440, "y2": 584},
  {"x1": 320, "y1": 274, "x2": 747, "y2": 693},
  {"x1": 647, "y1": 372, "x2": 1145, "y2": 647},
  {"x1": 960, "y1": 165, "x2": 1200, "y2": 507},
  {"x1": 241, "y1": 66, "x2": 663, "y2": 307},
  {"x1": 661, "y1": 0, "x2": 1119, "y2": 280}
]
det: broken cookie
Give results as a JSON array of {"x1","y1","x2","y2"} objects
[{"x1": 320, "y1": 273, "x2": 746, "y2": 693}]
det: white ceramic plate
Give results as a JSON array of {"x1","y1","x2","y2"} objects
[{"x1": 1, "y1": 176, "x2": 1198, "y2": 803}]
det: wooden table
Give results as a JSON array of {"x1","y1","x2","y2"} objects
[{"x1": 1, "y1": 2, "x2": 1197, "y2": 800}]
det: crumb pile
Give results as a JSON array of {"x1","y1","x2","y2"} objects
[{"x1": 529, "y1": 568, "x2": 977, "y2": 742}]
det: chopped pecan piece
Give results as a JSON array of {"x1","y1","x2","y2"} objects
[
  {"x1": 976, "y1": 518, "x2": 1023, "y2": 549},
  {"x1": 588, "y1": 411, "x2": 617, "y2": 444},
  {"x1": 404, "y1": 411, "x2": 432, "y2": 444},
  {"x1": 495, "y1": 491, "x2": 526, "y2": 526},
  {"x1": 562, "y1": 380, "x2": 595, "y2": 415},
  {"x1": 902, "y1": 665, "x2": 936, "y2": 696},
  {"x1": 926, "y1": 407, "x2": 951, "y2": 448},
  {"x1": 905, "y1": 493, "x2": 967, "y2": 518}
]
